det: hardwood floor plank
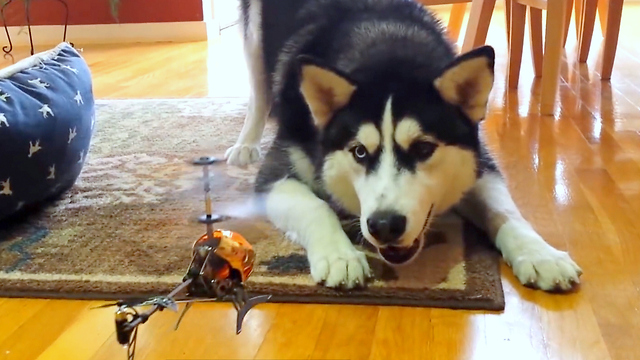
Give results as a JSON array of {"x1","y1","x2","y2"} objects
[
  {"x1": 89, "y1": 304, "x2": 176, "y2": 360},
  {"x1": 253, "y1": 304, "x2": 327, "y2": 360},
  {"x1": 143, "y1": 302, "x2": 276, "y2": 360},
  {"x1": 477, "y1": 282, "x2": 550, "y2": 360},
  {"x1": 309, "y1": 305, "x2": 378, "y2": 360},
  {"x1": 0, "y1": 300, "x2": 89, "y2": 360},
  {"x1": 576, "y1": 169, "x2": 640, "y2": 359},
  {"x1": 368, "y1": 307, "x2": 433, "y2": 360},
  {"x1": 427, "y1": 309, "x2": 480, "y2": 360},
  {"x1": 0, "y1": 298, "x2": 49, "y2": 344},
  {"x1": 35, "y1": 301, "x2": 114, "y2": 360}
]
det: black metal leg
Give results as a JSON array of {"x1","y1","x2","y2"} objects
[
  {"x1": 24, "y1": 0, "x2": 34, "y2": 55},
  {"x1": 53, "y1": 0, "x2": 74, "y2": 48},
  {"x1": 1, "y1": 0, "x2": 14, "y2": 55},
  {"x1": 1, "y1": 0, "x2": 73, "y2": 56}
]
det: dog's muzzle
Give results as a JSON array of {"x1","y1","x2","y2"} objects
[{"x1": 377, "y1": 205, "x2": 434, "y2": 265}]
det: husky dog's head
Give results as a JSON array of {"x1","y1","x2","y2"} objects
[{"x1": 297, "y1": 45, "x2": 495, "y2": 265}]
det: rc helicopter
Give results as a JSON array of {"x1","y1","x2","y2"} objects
[{"x1": 94, "y1": 156, "x2": 272, "y2": 360}]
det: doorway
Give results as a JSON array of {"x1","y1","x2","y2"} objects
[{"x1": 202, "y1": 0, "x2": 240, "y2": 38}]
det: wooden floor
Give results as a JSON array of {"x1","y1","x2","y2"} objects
[{"x1": 2, "y1": 5, "x2": 640, "y2": 360}]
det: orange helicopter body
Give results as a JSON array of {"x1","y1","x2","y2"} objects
[{"x1": 192, "y1": 229, "x2": 256, "y2": 283}]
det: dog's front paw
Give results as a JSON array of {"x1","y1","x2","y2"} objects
[
  {"x1": 225, "y1": 144, "x2": 261, "y2": 166},
  {"x1": 308, "y1": 245, "x2": 371, "y2": 289},
  {"x1": 509, "y1": 244, "x2": 582, "y2": 292},
  {"x1": 497, "y1": 222, "x2": 582, "y2": 292}
]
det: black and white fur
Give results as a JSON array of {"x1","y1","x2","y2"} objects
[{"x1": 225, "y1": 0, "x2": 582, "y2": 291}]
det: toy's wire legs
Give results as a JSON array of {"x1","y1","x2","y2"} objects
[
  {"x1": 126, "y1": 327, "x2": 138, "y2": 360},
  {"x1": 231, "y1": 285, "x2": 272, "y2": 334},
  {"x1": 235, "y1": 294, "x2": 272, "y2": 334},
  {"x1": 174, "y1": 302, "x2": 194, "y2": 330}
]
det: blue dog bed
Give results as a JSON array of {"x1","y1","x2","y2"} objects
[{"x1": 0, "y1": 42, "x2": 95, "y2": 221}]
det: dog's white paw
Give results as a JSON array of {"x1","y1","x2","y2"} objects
[
  {"x1": 497, "y1": 222, "x2": 582, "y2": 292},
  {"x1": 511, "y1": 248, "x2": 582, "y2": 291},
  {"x1": 308, "y1": 244, "x2": 371, "y2": 289},
  {"x1": 225, "y1": 144, "x2": 260, "y2": 166},
  {"x1": 508, "y1": 241, "x2": 582, "y2": 292}
]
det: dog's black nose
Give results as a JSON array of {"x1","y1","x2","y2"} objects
[{"x1": 367, "y1": 211, "x2": 406, "y2": 244}]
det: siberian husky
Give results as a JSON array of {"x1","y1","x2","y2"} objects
[{"x1": 224, "y1": 0, "x2": 582, "y2": 291}]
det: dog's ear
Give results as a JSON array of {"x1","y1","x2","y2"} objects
[
  {"x1": 434, "y1": 45, "x2": 495, "y2": 123},
  {"x1": 297, "y1": 55, "x2": 357, "y2": 129}
]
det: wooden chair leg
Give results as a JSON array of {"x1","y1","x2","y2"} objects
[
  {"x1": 508, "y1": 0, "x2": 527, "y2": 89},
  {"x1": 540, "y1": 0, "x2": 568, "y2": 115},
  {"x1": 460, "y1": 0, "x2": 497, "y2": 52},
  {"x1": 578, "y1": 0, "x2": 598, "y2": 62},
  {"x1": 529, "y1": 7, "x2": 544, "y2": 77},
  {"x1": 598, "y1": 0, "x2": 608, "y2": 33},
  {"x1": 562, "y1": 0, "x2": 573, "y2": 46},
  {"x1": 505, "y1": 0, "x2": 511, "y2": 43},
  {"x1": 599, "y1": 0, "x2": 623, "y2": 79},
  {"x1": 575, "y1": 0, "x2": 583, "y2": 40},
  {"x1": 448, "y1": 3, "x2": 467, "y2": 43}
]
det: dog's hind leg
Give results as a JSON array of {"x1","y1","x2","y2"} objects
[
  {"x1": 262, "y1": 178, "x2": 372, "y2": 289},
  {"x1": 226, "y1": 0, "x2": 269, "y2": 167}
]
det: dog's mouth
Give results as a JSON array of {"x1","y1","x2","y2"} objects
[
  {"x1": 378, "y1": 238, "x2": 421, "y2": 265},
  {"x1": 377, "y1": 205, "x2": 434, "y2": 265}
]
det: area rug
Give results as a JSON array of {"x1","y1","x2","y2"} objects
[{"x1": 0, "y1": 98, "x2": 505, "y2": 311}]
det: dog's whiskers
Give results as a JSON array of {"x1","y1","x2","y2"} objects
[
  {"x1": 343, "y1": 218, "x2": 360, "y2": 227},
  {"x1": 340, "y1": 217, "x2": 366, "y2": 245}
]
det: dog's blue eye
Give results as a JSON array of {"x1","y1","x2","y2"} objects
[
  {"x1": 351, "y1": 144, "x2": 368, "y2": 162},
  {"x1": 411, "y1": 141, "x2": 437, "y2": 160}
]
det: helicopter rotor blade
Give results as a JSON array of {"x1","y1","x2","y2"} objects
[
  {"x1": 90, "y1": 296, "x2": 180, "y2": 311},
  {"x1": 90, "y1": 302, "x2": 121, "y2": 309},
  {"x1": 90, "y1": 299, "x2": 145, "y2": 310},
  {"x1": 172, "y1": 297, "x2": 221, "y2": 304}
]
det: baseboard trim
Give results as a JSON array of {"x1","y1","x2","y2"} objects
[{"x1": 5, "y1": 21, "x2": 209, "y2": 48}]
